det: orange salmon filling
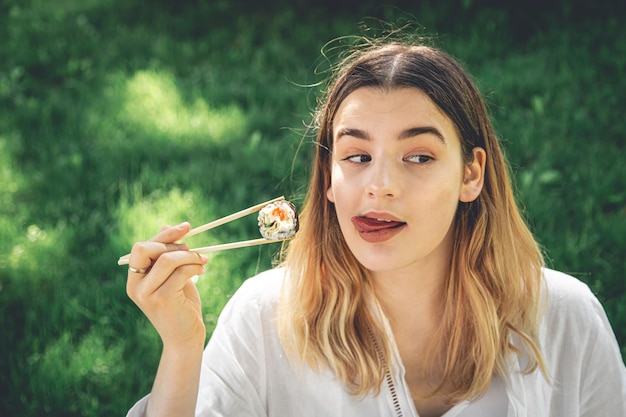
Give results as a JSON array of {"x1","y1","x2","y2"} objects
[{"x1": 272, "y1": 207, "x2": 288, "y2": 221}]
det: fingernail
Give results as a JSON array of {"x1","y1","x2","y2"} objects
[
  {"x1": 200, "y1": 255, "x2": 208, "y2": 263},
  {"x1": 175, "y1": 222, "x2": 189, "y2": 230}
]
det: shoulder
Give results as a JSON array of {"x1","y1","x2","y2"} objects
[
  {"x1": 537, "y1": 271, "x2": 626, "y2": 413},
  {"x1": 205, "y1": 268, "x2": 286, "y2": 358},
  {"x1": 232, "y1": 267, "x2": 285, "y2": 303},
  {"x1": 541, "y1": 268, "x2": 605, "y2": 330},
  {"x1": 542, "y1": 268, "x2": 596, "y2": 305},
  {"x1": 541, "y1": 268, "x2": 603, "y2": 320},
  {"x1": 217, "y1": 267, "x2": 286, "y2": 323},
  {"x1": 539, "y1": 267, "x2": 622, "y2": 362}
]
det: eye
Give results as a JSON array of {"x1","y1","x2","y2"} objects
[
  {"x1": 405, "y1": 154, "x2": 433, "y2": 164},
  {"x1": 343, "y1": 154, "x2": 372, "y2": 163}
]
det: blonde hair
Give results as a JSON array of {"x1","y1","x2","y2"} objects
[{"x1": 278, "y1": 38, "x2": 546, "y2": 402}]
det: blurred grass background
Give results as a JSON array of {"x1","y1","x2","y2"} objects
[{"x1": 0, "y1": 0, "x2": 624, "y2": 415}]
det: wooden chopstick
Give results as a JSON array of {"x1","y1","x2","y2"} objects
[
  {"x1": 117, "y1": 237, "x2": 289, "y2": 265},
  {"x1": 185, "y1": 237, "x2": 290, "y2": 254},
  {"x1": 183, "y1": 196, "x2": 284, "y2": 238},
  {"x1": 117, "y1": 196, "x2": 286, "y2": 265}
]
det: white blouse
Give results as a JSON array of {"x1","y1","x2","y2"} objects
[
  {"x1": 442, "y1": 375, "x2": 507, "y2": 416},
  {"x1": 127, "y1": 268, "x2": 626, "y2": 417}
]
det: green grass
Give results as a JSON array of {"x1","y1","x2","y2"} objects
[{"x1": 0, "y1": 0, "x2": 624, "y2": 415}]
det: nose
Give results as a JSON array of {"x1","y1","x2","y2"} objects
[{"x1": 365, "y1": 157, "x2": 400, "y2": 199}]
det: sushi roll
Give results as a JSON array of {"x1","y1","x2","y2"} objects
[{"x1": 258, "y1": 200, "x2": 299, "y2": 240}]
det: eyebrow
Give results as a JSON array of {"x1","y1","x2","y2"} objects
[{"x1": 335, "y1": 126, "x2": 447, "y2": 144}]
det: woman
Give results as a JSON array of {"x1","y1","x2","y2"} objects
[{"x1": 125, "y1": 38, "x2": 626, "y2": 416}]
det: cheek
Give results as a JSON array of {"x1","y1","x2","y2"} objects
[{"x1": 420, "y1": 175, "x2": 463, "y2": 219}]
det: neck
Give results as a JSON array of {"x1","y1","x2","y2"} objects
[
  {"x1": 369, "y1": 229, "x2": 453, "y2": 334},
  {"x1": 370, "y1": 257, "x2": 452, "y2": 399},
  {"x1": 370, "y1": 264, "x2": 447, "y2": 329}
]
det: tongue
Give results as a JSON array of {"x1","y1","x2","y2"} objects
[{"x1": 351, "y1": 216, "x2": 405, "y2": 232}]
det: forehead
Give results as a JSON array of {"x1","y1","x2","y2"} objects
[{"x1": 333, "y1": 87, "x2": 458, "y2": 138}]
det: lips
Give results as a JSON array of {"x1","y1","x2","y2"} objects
[
  {"x1": 351, "y1": 216, "x2": 405, "y2": 232},
  {"x1": 351, "y1": 216, "x2": 407, "y2": 243}
]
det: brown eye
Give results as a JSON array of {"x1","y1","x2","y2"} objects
[
  {"x1": 344, "y1": 154, "x2": 372, "y2": 163},
  {"x1": 405, "y1": 155, "x2": 433, "y2": 164}
]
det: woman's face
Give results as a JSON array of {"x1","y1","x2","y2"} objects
[{"x1": 326, "y1": 87, "x2": 484, "y2": 277}]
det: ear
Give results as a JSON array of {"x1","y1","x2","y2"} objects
[
  {"x1": 326, "y1": 185, "x2": 335, "y2": 203},
  {"x1": 459, "y1": 147, "x2": 486, "y2": 203}
]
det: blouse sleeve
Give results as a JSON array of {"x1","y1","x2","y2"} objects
[
  {"x1": 542, "y1": 269, "x2": 626, "y2": 416},
  {"x1": 577, "y1": 290, "x2": 626, "y2": 416},
  {"x1": 125, "y1": 394, "x2": 148, "y2": 417}
]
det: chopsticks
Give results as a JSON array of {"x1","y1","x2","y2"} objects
[{"x1": 117, "y1": 196, "x2": 287, "y2": 266}]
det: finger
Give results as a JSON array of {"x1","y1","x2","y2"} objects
[
  {"x1": 128, "y1": 263, "x2": 206, "y2": 304},
  {"x1": 136, "y1": 251, "x2": 208, "y2": 293},
  {"x1": 158, "y1": 263, "x2": 206, "y2": 294},
  {"x1": 127, "y1": 222, "x2": 192, "y2": 275},
  {"x1": 128, "y1": 240, "x2": 189, "y2": 272},
  {"x1": 127, "y1": 251, "x2": 207, "y2": 303},
  {"x1": 149, "y1": 222, "x2": 191, "y2": 243}
]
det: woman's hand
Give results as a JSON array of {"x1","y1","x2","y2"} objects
[{"x1": 126, "y1": 222, "x2": 209, "y2": 349}]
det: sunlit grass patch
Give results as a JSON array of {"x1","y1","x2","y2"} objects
[
  {"x1": 113, "y1": 185, "x2": 218, "y2": 251},
  {"x1": 119, "y1": 70, "x2": 247, "y2": 145}
]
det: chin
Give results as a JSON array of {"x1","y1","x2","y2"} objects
[{"x1": 352, "y1": 251, "x2": 399, "y2": 274}]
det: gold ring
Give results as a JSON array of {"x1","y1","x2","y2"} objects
[{"x1": 128, "y1": 265, "x2": 148, "y2": 274}]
